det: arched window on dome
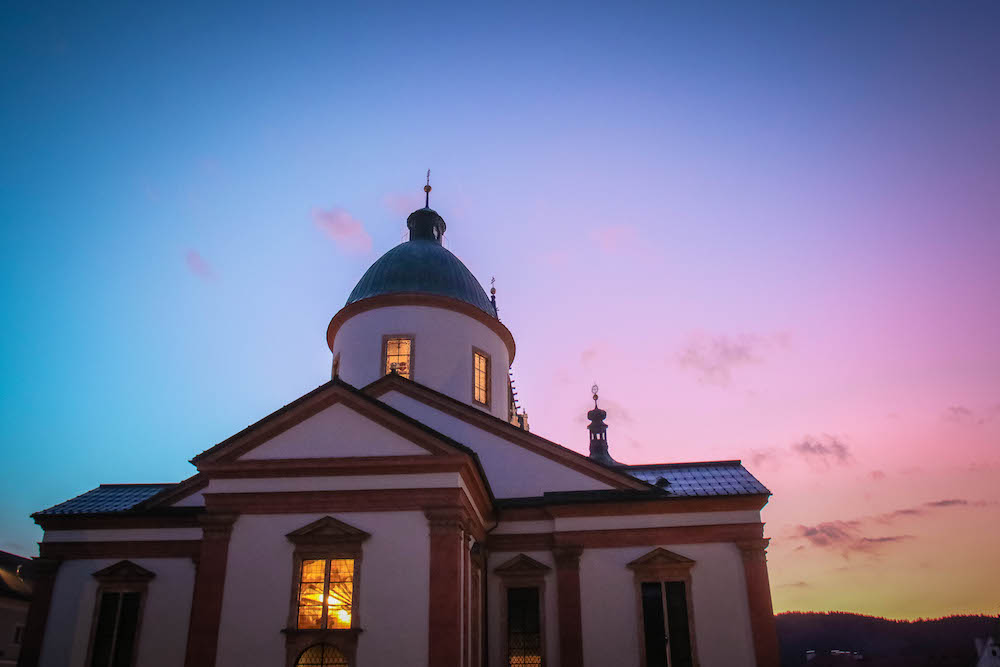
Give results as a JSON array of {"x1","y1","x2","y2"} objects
[{"x1": 296, "y1": 644, "x2": 349, "y2": 667}]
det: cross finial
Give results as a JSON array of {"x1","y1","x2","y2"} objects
[{"x1": 424, "y1": 169, "x2": 431, "y2": 207}]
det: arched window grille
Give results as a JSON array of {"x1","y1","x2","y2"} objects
[{"x1": 296, "y1": 644, "x2": 348, "y2": 667}]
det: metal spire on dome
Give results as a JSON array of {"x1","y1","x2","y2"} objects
[{"x1": 424, "y1": 169, "x2": 431, "y2": 208}]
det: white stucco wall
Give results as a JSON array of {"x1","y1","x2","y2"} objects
[
  {"x1": 579, "y1": 543, "x2": 757, "y2": 667},
  {"x1": 332, "y1": 306, "x2": 511, "y2": 420},
  {"x1": 215, "y1": 511, "x2": 430, "y2": 667},
  {"x1": 492, "y1": 511, "x2": 763, "y2": 535},
  {"x1": 239, "y1": 401, "x2": 431, "y2": 460},
  {"x1": 379, "y1": 391, "x2": 615, "y2": 497},
  {"x1": 486, "y1": 550, "x2": 560, "y2": 667},
  {"x1": 40, "y1": 558, "x2": 195, "y2": 667}
]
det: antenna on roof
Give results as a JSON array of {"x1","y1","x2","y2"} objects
[
  {"x1": 490, "y1": 276, "x2": 498, "y2": 316},
  {"x1": 424, "y1": 169, "x2": 431, "y2": 208}
]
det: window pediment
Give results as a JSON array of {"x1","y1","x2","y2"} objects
[
  {"x1": 494, "y1": 553, "x2": 551, "y2": 578},
  {"x1": 627, "y1": 547, "x2": 695, "y2": 579},
  {"x1": 92, "y1": 560, "x2": 156, "y2": 584},
  {"x1": 286, "y1": 516, "x2": 371, "y2": 549}
]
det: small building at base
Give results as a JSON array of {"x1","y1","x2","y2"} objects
[{"x1": 20, "y1": 196, "x2": 780, "y2": 667}]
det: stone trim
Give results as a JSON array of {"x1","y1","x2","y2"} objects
[
  {"x1": 15, "y1": 558, "x2": 60, "y2": 667},
  {"x1": 552, "y1": 545, "x2": 584, "y2": 667},
  {"x1": 738, "y1": 539, "x2": 780, "y2": 667},
  {"x1": 183, "y1": 513, "x2": 237, "y2": 667}
]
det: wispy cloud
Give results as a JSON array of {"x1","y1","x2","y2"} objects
[
  {"x1": 924, "y1": 498, "x2": 968, "y2": 508},
  {"x1": 677, "y1": 333, "x2": 769, "y2": 385},
  {"x1": 185, "y1": 249, "x2": 216, "y2": 281},
  {"x1": 943, "y1": 405, "x2": 976, "y2": 423},
  {"x1": 795, "y1": 520, "x2": 912, "y2": 556},
  {"x1": 869, "y1": 470, "x2": 886, "y2": 481},
  {"x1": 792, "y1": 435, "x2": 853, "y2": 466},
  {"x1": 942, "y1": 403, "x2": 1000, "y2": 425},
  {"x1": 312, "y1": 207, "x2": 373, "y2": 254}
]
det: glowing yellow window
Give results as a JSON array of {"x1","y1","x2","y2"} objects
[
  {"x1": 384, "y1": 337, "x2": 412, "y2": 379},
  {"x1": 297, "y1": 558, "x2": 354, "y2": 630},
  {"x1": 473, "y1": 350, "x2": 490, "y2": 406}
]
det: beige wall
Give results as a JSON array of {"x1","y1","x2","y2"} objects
[
  {"x1": 215, "y1": 511, "x2": 430, "y2": 667},
  {"x1": 380, "y1": 391, "x2": 615, "y2": 497},
  {"x1": 40, "y1": 558, "x2": 195, "y2": 667},
  {"x1": 239, "y1": 402, "x2": 431, "y2": 460},
  {"x1": 332, "y1": 306, "x2": 511, "y2": 420},
  {"x1": 578, "y1": 543, "x2": 756, "y2": 667}
]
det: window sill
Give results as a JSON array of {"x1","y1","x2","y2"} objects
[{"x1": 281, "y1": 628, "x2": 363, "y2": 639}]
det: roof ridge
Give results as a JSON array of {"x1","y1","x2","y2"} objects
[{"x1": 626, "y1": 460, "x2": 744, "y2": 470}]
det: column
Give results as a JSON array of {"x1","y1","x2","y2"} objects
[
  {"x1": 738, "y1": 539, "x2": 780, "y2": 667},
  {"x1": 426, "y1": 507, "x2": 465, "y2": 666},
  {"x1": 184, "y1": 513, "x2": 236, "y2": 667},
  {"x1": 16, "y1": 558, "x2": 61, "y2": 667},
  {"x1": 553, "y1": 545, "x2": 584, "y2": 667}
]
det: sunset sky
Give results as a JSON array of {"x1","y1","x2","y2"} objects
[{"x1": 2, "y1": 2, "x2": 998, "y2": 620}]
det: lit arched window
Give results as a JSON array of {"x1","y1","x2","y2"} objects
[{"x1": 296, "y1": 644, "x2": 348, "y2": 667}]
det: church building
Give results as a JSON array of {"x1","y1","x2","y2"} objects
[{"x1": 20, "y1": 187, "x2": 779, "y2": 667}]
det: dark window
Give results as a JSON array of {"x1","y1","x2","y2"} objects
[
  {"x1": 507, "y1": 587, "x2": 541, "y2": 666},
  {"x1": 13, "y1": 625, "x2": 25, "y2": 644},
  {"x1": 90, "y1": 591, "x2": 141, "y2": 667},
  {"x1": 640, "y1": 581, "x2": 693, "y2": 667}
]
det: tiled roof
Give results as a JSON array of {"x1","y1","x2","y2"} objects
[
  {"x1": 35, "y1": 484, "x2": 172, "y2": 516},
  {"x1": 625, "y1": 461, "x2": 769, "y2": 496}
]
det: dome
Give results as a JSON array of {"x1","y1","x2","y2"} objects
[{"x1": 346, "y1": 209, "x2": 496, "y2": 316}]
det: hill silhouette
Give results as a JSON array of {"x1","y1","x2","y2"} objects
[{"x1": 777, "y1": 612, "x2": 999, "y2": 666}]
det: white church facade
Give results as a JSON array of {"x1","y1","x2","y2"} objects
[{"x1": 20, "y1": 192, "x2": 780, "y2": 667}]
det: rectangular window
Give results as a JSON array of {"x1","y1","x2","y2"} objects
[
  {"x1": 506, "y1": 587, "x2": 541, "y2": 667},
  {"x1": 384, "y1": 337, "x2": 413, "y2": 379},
  {"x1": 90, "y1": 591, "x2": 141, "y2": 667},
  {"x1": 473, "y1": 350, "x2": 490, "y2": 406},
  {"x1": 14, "y1": 624, "x2": 25, "y2": 644},
  {"x1": 297, "y1": 558, "x2": 355, "y2": 630},
  {"x1": 640, "y1": 581, "x2": 693, "y2": 667}
]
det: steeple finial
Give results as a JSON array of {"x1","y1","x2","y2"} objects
[{"x1": 424, "y1": 169, "x2": 431, "y2": 208}]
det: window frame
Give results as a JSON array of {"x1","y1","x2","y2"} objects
[
  {"x1": 471, "y1": 347, "x2": 491, "y2": 408},
  {"x1": 284, "y1": 517, "x2": 370, "y2": 667},
  {"x1": 85, "y1": 561, "x2": 154, "y2": 667},
  {"x1": 494, "y1": 553, "x2": 550, "y2": 667},
  {"x1": 381, "y1": 334, "x2": 415, "y2": 380},
  {"x1": 627, "y1": 549, "x2": 700, "y2": 667}
]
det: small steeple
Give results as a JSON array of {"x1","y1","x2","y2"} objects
[
  {"x1": 407, "y1": 170, "x2": 447, "y2": 243},
  {"x1": 587, "y1": 383, "x2": 618, "y2": 465}
]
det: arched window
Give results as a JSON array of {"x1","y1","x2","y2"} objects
[{"x1": 296, "y1": 644, "x2": 348, "y2": 667}]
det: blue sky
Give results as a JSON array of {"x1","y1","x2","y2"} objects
[{"x1": 2, "y1": 1, "x2": 999, "y2": 617}]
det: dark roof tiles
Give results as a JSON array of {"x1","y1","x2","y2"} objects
[
  {"x1": 35, "y1": 484, "x2": 172, "y2": 516},
  {"x1": 347, "y1": 240, "x2": 496, "y2": 316},
  {"x1": 626, "y1": 461, "x2": 769, "y2": 496}
]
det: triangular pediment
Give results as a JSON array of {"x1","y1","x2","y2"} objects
[
  {"x1": 627, "y1": 548, "x2": 695, "y2": 573},
  {"x1": 190, "y1": 379, "x2": 471, "y2": 467},
  {"x1": 494, "y1": 553, "x2": 551, "y2": 576},
  {"x1": 286, "y1": 516, "x2": 371, "y2": 546},
  {"x1": 92, "y1": 560, "x2": 156, "y2": 583}
]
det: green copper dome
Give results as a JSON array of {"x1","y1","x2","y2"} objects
[{"x1": 346, "y1": 208, "x2": 496, "y2": 317}]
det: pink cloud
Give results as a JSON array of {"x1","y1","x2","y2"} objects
[
  {"x1": 185, "y1": 249, "x2": 216, "y2": 281},
  {"x1": 589, "y1": 224, "x2": 639, "y2": 252},
  {"x1": 312, "y1": 207, "x2": 373, "y2": 254}
]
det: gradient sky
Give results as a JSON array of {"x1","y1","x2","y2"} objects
[{"x1": 2, "y1": 1, "x2": 998, "y2": 620}]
